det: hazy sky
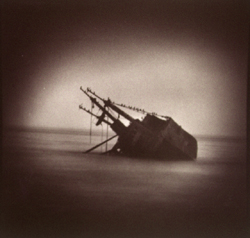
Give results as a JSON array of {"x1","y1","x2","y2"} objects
[{"x1": 2, "y1": 0, "x2": 248, "y2": 136}]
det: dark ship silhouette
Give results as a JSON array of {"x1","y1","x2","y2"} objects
[{"x1": 79, "y1": 87, "x2": 197, "y2": 160}]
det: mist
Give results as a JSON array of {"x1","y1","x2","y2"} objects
[{"x1": 2, "y1": 0, "x2": 248, "y2": 137}]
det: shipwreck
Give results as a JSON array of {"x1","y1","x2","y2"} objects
[{"x1": 79, "y1": 87, "x2": 197, "y2": 160}]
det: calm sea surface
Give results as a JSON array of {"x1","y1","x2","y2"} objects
[
  {"x1": 3, "y1": 127, "x2": 246, "y2": 161},
  {"x1": 2, "y1": 127, "x2": 247, "y2": 238}
]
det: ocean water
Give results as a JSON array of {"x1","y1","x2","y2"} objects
[
  {"x1": 3, "y1": 127, "x2": 117, "y2": 153},
  {"x1": 2, "y1": 127, "x2": 247, "y2": 238},
  {"x1": 3, "y1": 127, "x2": 246, "y2": 157}
]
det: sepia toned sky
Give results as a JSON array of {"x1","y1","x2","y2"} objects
[{"x1": 2, "y1": 0, "x2": 248, "y2": 136}]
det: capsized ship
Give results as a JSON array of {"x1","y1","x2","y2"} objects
[{"x1": 79, "y1": 87, "x2": 197, "y2": 160}]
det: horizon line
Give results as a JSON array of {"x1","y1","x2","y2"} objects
[{"x1": 3, "y1": 124, "x2": 247, "y2": 140}]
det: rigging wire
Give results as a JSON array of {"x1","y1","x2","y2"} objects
[
  {"x1": 113, "y1": 102, "x2": 170, "y2": 120},
  {"x1": 89, "y1": 101, "x2": 93, "y2": 144},
  {"x1": 106, "y1": 108, "x2": 109, "y2": 152},
  {"x1": 101, "y1": 123, "x2": 103, "y2": 153}
]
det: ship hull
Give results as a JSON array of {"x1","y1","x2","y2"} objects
[{"x1": 114, "y1": 115, "x2": 197, "y2": 160}]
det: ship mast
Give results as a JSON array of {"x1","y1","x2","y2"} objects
[
  {"x1": 85, "y1": 88, "x2": 136, "y2": 122},
  {"x1": 79, "y1": 104, "x2": 112, "y2": 126},
  {"x1": 80, "y1": 87, "x2": 127, "y2": 135},
  {"x1": 80, "y1": 87, "x2": 117, "y2": 122}
]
